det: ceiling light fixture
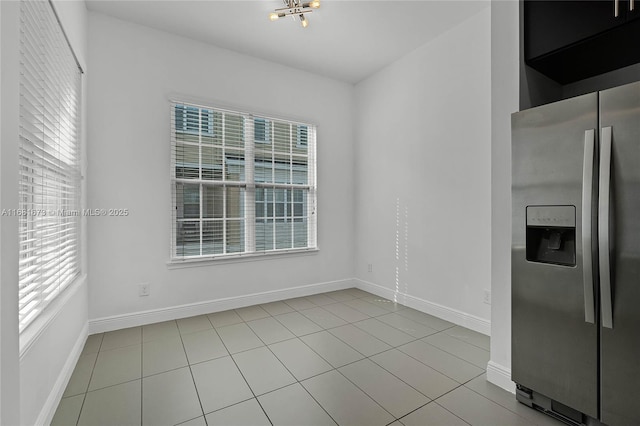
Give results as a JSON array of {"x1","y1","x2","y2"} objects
[{"x1": 269, "y1": 0, "x2": 320, "y2": 28}]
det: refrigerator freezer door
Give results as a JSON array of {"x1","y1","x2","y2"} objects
[
  {"x1": 599, "y1": 81, "x2": 640, "y2": 426},
  {"x1": 512, "y1": 92, "x2": 598, "y2": 418}
]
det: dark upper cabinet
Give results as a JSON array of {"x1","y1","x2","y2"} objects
[
  {"x1": 628, "y1": 2, "x2": 640, "y2": 21},
  {"x1": 524, "y1": 0, "x2": 640, "y2": 84}
]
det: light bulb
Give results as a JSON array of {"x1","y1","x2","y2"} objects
[
  {"x1": 309, "y1": 0, "x2": 320, "y2": 8},
  {"x1": 269, "y1": 12, "x2": 280, "y2": 21},
  {"x1": 300, "y1": 15, "x2": 308, "y2": 28}
]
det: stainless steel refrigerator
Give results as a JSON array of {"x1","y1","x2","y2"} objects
[{"x1": 512, "y1": 80, "x2": 640, "y2": 426}]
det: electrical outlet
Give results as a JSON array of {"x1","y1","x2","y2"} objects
[
  {"x1": 367, "y1": 263, "x2": 373, "y2": 273},
  {"x1": 138, "y1": 283, "x2": 150, "y2": 297},
  {"x1": 483, "y1": 289, "x2": 491, "y2": 305}
]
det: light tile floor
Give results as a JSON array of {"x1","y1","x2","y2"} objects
[{"x1": 52, "y1": 288, "x2": 564, "y2": 426}]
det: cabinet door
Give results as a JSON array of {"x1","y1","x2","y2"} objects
[
  {"x1": 626, "y1": 1, "x2": 640, "y2": 22},
  {"x1": 525, "y1": 0, "x2": 622, "y2": 61}
]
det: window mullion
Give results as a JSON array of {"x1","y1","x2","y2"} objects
[
  {"x1": 199, "y1": 184, "x2": 204, "y2": 256},
  {"x1": 245, "y1": 115, "x2": 256, "y2": 253},
  {"x1": 271, "y1": 124, "x2": 276, "y2": 250},
  {"x1": 221, "y1": 113, "x2": 227, "y2": 254},
  {"x1": 289, "y1": 123, "x2": 294, "y2": 247},
  {"x1": 199, "y1": 109, "x2": 203, "y2": 256},
  {"x1": 223, "y1": 185, "x2": 227, "y2": 254},
  {"x1": 308, "y1": 125, "x2": 316, "y2": 248}
]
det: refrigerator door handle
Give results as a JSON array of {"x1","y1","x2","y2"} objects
[
  {"x1": 599, "y1": 126, "x2": 614, "y2": 329},
  {"x1": 582, "y1": 129, "x2": 595, "y2": 324}
]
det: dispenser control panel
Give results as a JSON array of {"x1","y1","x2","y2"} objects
[{"x1": 526, "y1": 206, "x2": 576, "y2": 228}]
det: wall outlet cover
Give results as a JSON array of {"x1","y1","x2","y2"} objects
[{"x1": 138, "y1": 283, "x2": 150, "y2": 297}]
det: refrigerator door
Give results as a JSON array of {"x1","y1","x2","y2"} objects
[
  {"x1": 599, "y1": 81, "x2": 640, "y2": 426},
  {"x1": 512, "y1": 92, "x2": 598, "y2": 418}
]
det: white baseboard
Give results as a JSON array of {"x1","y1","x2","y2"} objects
[
  {"x1": 36, "y1": 322, "x2": 88, "y2": 426},
  {"x1": 89, "y1": 278, "x2": 355, "y2": 334},
  {"x1": 486, "y1": 360, "x2": 515, "y2": 393},
  {"x1": 354, "y1": 278, "x2": 491, "y2": 336}
]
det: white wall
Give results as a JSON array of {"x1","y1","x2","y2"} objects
[
  {"x1": 19, "y1": 280, "x2": 89, "y2": 425},
  {"x1": 1, "y1": 1, "x2": 90, "y2": 424},
  {"x1": 353, "y1": 7, "x2": 492, "y2": 334},
  {"x1": 87, "y1": 12, "x2": 356, "y2": 326},
  {"x1": 488, "y1": 0, "x2": 519, "y2": 392},
  {"x1": 1, "y1": 2, "x2": 21, "y2": 423}
]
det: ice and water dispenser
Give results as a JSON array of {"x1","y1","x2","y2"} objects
[{"x1": 525, "y1": 206, "x2": 576, "y2": 267}]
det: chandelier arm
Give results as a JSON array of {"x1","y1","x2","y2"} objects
[{"x1": 270, "y1": 0, "x2": 319, "y2": 26}]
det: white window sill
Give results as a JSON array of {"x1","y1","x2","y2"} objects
[{"x1": 167, "y1": 247, "x2": 319, "y2": 269}]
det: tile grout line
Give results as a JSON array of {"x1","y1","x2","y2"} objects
[
  {"x1": 296, "y1": 381, "x2": 341, "y2": 426},
  {"x1": 432, "y1": 327, "x2": 491, "y2": 353},
  {"x1": 394, "y1": 342, "x2": 480, "y2": 386},
  {"x1": 397, "y1": 399, "x2": 472, "y2": 426},
  {"x1": 73, "y1": 377, "x2": 142, "y2": 395},
  {"x1": 296, "y1": 305, "x2": 349, "y2": 329},
  {"x1": 228, "y1": 351, "x2": 275, "y2": 426},
  {"x1": 420, "y1": 331, "x2": 489, "y2": 370},
  {"x1": 325, "y1": 324, "x2": 392, "y2": 357},
  {"x1": 197, "y1": 395, "x2": 256, "y2": 419},
  {"x1": 229, "y1": 310, "x2": 310, "y2": 410},
  {"x1": 190, "y1": 319, "x2": 251, "y2": 422},
  {"x1": 73, "y1": 333, "x2": 104, "y2": 426},
  {"x1": 332, "y1": 364, "x2": 399, "y2": 422},
  {"x1": 441, "y1": 326, "x2": 491, "y2": 351},
  {"x1": 424, "y1": 382, "x2": 475, "y2": 423},
  {"x1": 365, "y1": 349, "x2": 444, "y2": 402},
  {"x1": 412, "y1": 369, "x2": 491, "y2": 425},
  {"x1": 208, "y1": 314, "x2": 274, "y2": 425},
  {"x1": 269, "y1": 309, "x2": 322, "y2": 338},
  {"x1": 178, "y1": 318, "x2": 208, "y2": 425},
  {"x1": 430, "y1": 400, "x2": 473, "y2": 426}
]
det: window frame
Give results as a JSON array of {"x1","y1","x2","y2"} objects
[{"x1": 170, "y1": 101, "x2": 317, "y2": 263}]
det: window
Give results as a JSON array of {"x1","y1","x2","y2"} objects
[
  {"x1": 171, "y1": 102, "x2": 317, "y2": 260},
  {"x1": 18, "y1": 0, "x2": 83, "y2": 331},
  {"x1": 297, "y1": 125, "x2": 308, "y2": 148},
  {"x1": 254, "y1": 118, "x2": 271, "y2": 144},
  {"x1": 175, "y1": 105, "x2": 214, "y2": 136}
]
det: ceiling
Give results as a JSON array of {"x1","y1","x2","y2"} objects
[{"x1": 86, "y1": 0, "x2": 490, "y2": 84}]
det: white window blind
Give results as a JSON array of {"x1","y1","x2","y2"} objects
[
  {"x1": 171, "y1": 101, "x2": 317, "y2": 260},
  {"x1": 18, "y1": 0, "x2": 82, "y2": 330}
]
